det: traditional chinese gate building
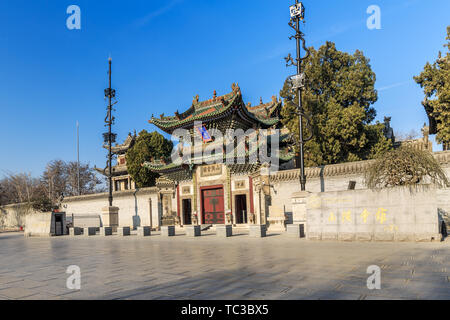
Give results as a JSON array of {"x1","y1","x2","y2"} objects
[{"x1": 144, "y1": 84, "x2": 295, "y2": 227}]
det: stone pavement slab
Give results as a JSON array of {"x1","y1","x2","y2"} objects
[{"x1": 0, "y1": 232, "x2": 448, "y2": 300}]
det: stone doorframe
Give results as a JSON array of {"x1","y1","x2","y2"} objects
[
  {"x1": 231, "y1": 191, "x2": 251, "y2": 225},
  {"x1": 250, "y1": 165, "x2": 271, "y2": 226},
  {"x1": 179, "y1": 196, "x2": 194, "y2": 226}
]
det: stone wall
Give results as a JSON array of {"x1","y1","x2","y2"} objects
[
  {"x1": 304, "y1": 186, "x2": 441, "y2": 242},
  {"x1": 2, "y1": 151, "x2": 449, "y2": 232},
  {"x1": 0, "y1": 203, "x2": 35, "y2": 230},
  {"x1": 24, "y1": 212, "x2": 67, "y2": 237},
  {"x1": 62, "y1": 187, "x2": 162, "y2": 229},
  {"x1": 269, "y1": 151, "x2": 450, "y2": 220}
]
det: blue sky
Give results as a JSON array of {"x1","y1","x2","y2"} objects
[{"x1": 0, "y1": 0, "x2": 449, "y2": 178}]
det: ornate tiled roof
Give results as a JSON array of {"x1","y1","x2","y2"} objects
[
  {"x1": 142, "y1": 147, "x2": 295, "y2": 175},
  {"x1": 148, "y1": 83, "x2": 282, "y2": 133},
  {"x1": 94, "y1": 164, "x2": 129, "y2": 177},
  {"x1": 246, "y1": 96, "x2": 283, "y2": 120},
  {"x1": 103, "y1": 132, "x2": 136, "y2": 155}
]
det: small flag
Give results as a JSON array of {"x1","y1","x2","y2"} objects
[{"x1": 195, "y1": 125, "x2": 212, "y2": 142}]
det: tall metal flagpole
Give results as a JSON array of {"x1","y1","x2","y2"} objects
[{"x1": 285, "y1": 1, "x2": 312, "y2": 192}]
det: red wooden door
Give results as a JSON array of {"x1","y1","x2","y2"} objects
[{"x1": 202, "y1": 187, "x2": 225, "y2": 224}]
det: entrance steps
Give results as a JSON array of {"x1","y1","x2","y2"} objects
[
  {"x1": 201, "y1": 224, "x2": 213, "y2": 231},
  {"x1": 209, "y1": 224, "x2": 249, "y2": 232}
]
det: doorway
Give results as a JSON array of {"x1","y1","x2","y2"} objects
[
  {"x1": 54, "y1": 213, "x2": 64, "y2": 236},
  {"x1": 182, "y1": 199, "x2": 192, "y2": 225},
  {"x1": 235, "y1": 195, "x2": 247, "y2": 224},
  {"x1": 201, "y1": 187, "x2": 225, "y2": 224}
]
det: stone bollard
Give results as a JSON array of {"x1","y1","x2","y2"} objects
[
  {"x1": 83, "y1": 227, "x2": 96, "y2": 237},
  {"x1": 286, "y1": 224, "x2": 305, "y2": 238},
  {"x1": 216, "y1": 225, "x2": 233, "y2": 238},
  {"x1": 117, "y1": 227, "x2": 131, "y2": 236},
  {"x1": 137, "y1": 226, "x2": 151, "y2": 237},
  {"x1": 69, "y1": 227, "x2": 82, "y2": 236},
  {"x1": 249, "y1": 225, "x2": 266, "y2": 238},
  {"x1": 100, "y1": 227, "x2": 113, "y2": 236},
  {"x1": 161, "y1": 226, "x2": 175, "y2": 237},
  {"x1": 185, "y1": 225, "x2": 201, "y2": 237}
]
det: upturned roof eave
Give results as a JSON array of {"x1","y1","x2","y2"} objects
[{"x1": 148, "y1": 95, "x2": 280, "y2": 133}]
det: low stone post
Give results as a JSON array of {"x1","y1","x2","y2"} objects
[
  {"x1": 216, "y1": 225, "x2": 232, "y2": 237},
  {"x1": 118, "y1": 227, "x2": 131, "y2": 236},
  {"x1": 137, "y1": 226, "x2": 151, "y2": 237},
  {"x1": 102, "y1": 206, "x2": 119, "y2": 233},
  {"x1": 192, "y1": 213, "x2": 199, "y2": 225},
  {"x1": 267, "y1": 205, "x2": 287, "y2": 232},
  {"x1": 286, "y1": 224, "x2": 305, "y2": 238},
  {"x1": 69, "y1": 227, "x2": 82, "y2": 236},
  {"x1": 100, "y1": 227, "x2": 113, "y2": 236},
  {"x1": 291, "y1": 191, "x2": 310, "y2": 225},
  {"x1": 161, "y1": 225, "x2": 175, "y2": 237},
  {"x1": 225, "y1": 210, "x2": 233, "y2": 225},
  {"x1": 83, "y1": 227, "x2": 96, "y2": 236},
  {"x1": 185, "y1": 225, "x2": 201, "y2": 237},
  {"x1": 249, "y1": 225, "x2": 266, "y2": 238}
]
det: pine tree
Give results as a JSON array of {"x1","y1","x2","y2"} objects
[
  {"x1": 280, "y1": 41, "x2": 392, "y2": 166},
  {"x1": 414, "y1": 26, "x2": 450, "y2": 150},
  {"x1": 126, "y1": 130, "x2": 173, "y2": 188}
]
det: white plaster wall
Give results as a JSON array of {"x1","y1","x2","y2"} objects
[
  {"x1": 24, "y1": 212, "x2": 52, "y2": 237},
  {"x1": 0, "y1": 204, "x2": 35, "y2": 228},
  {"x1": 271, "y1": 173, "x2": 366, "y2": 216},
  {"x1": 2, "y1": 156, "x2": 448, "y2": 231},
  {"x1": 305, "y1": 185, "x2": 440, "y2": 241},
  {"x1": 63, "y1": 188, "x2": 160, "y2": 229},
  {"x1": 271, "y1": 161, "x2": 450, "y2": 219}
]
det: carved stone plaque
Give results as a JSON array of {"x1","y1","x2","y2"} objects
[
  {"x1": 182, "y1": 186, "x2": 191, "y2": 195},
  {"x1": 200, "y1": 164, "x2": 222, "y2": 177},
  {"x1": 235, "y1": 180, "x2": 246, "y2": 189}
]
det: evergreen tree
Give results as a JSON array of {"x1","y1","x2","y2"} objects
[
  {"x1": 280, "y1": 41, "x2": 392, "y2": 166},
  {"x1": 414, "y1": 26, "x2": 450, "y2": 150},
  {"x1": 126, "y1": 130, "x2": 173, "y2": 188}
]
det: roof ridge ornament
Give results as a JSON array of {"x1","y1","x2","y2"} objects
[
  {"x1": 231, "y1": 82, "x2": 241, "y2": 94},
  {"x1": 193, "y1": 94, "x2": 199, "y2": 105}
]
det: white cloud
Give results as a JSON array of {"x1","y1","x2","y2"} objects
[
  {"x1": 377, "y1": 81, "x2": 410, "y2": 92},
  {"x1": 134, "y1": 0, "x2": 184, "y2": 28}
]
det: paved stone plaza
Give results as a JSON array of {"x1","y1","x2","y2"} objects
[{"x1": 0, "y1": 231, "x2": 448, "y2": 300}]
